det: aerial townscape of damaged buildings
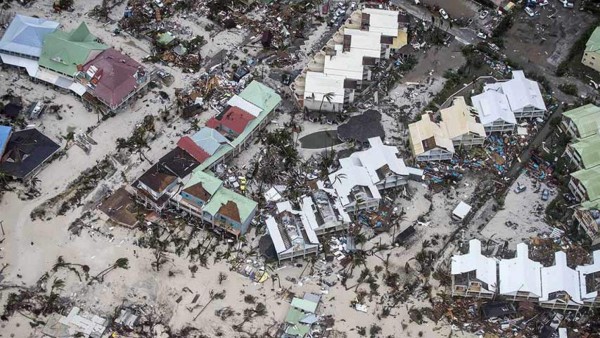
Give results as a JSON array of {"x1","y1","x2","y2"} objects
[{"x1": 2, "y1": 4, "x2": 600, "y2": 311}]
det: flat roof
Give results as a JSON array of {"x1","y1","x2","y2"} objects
[
  {"x1": 304, "y1": 71, "x2": 346, "y2": 104},
  {"x1": 323, "y1": 45, "x2": 365, "y2": 80},
  {"x1": 362, "y1": 8, "x2": 400, "y2": 37},
  {"x1": 343, "y1": 28, "x2": 382, "y2": 58},
  {"x1": 576, "y1": 250, "x2": 600, "y2": 300}
]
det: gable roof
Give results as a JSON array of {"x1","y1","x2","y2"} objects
[
  {"x1": 441, "y1": 97, "x2": 486, "y2": 139},
  {"x1": 498, "y1": 243, "x2": 543, "y2": 297},
  {"x1": 563, "y1": 104, "x2": 600, "y2": 139},
  {"x1": 586, "y1": 27, "x2": 600, "y2": 53},
  {"x1": 205, "y1": 106, "x2": 255, "y2": 135},
  {"x1": 181, "y1": 170, "x2": 222, "y2": 201},
  {"x1": 0, "y1": 128, "x2": 61, "y2": 179},
  {"x1": 203, "y1": 187, "x2": 257, "y2": 223},
  {"x1": 472, "y1": 90, "x2": 516, "y2": 126},
  {"x1": 451, "y1": 239, "x2": 498, "y2": 292},
  {"x1": 39, "y1": 22, "x2": 108, "y2": 76},
  {"x1": 571, "y1": 165, "x2": 600, "y2": 202},
  {"x1": 540, "y1": 252, "x2": 582, "y2": 304},
  {"x1": 485, "y1": 71, "x2": 546, "y2": 112},
  {"x1": 408, "y1": 113, "x2": 455, "y2": 156},
  {"x1": 0, "y1": 14, "x2": 59, "y2": 57},
  {"x1": 190, "y1": 127, "x2": 230, "y2": 155},
  {"x1": 78, "y1": 48, "x2": 144, "y2": 110},
  {"x1": 569, "y1": 134, "x2": 600, "y2": 169}
]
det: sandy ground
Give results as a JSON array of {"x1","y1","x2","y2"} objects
[
  {"x1": 0, "y1": 2, "x2": 559, "y2": 338},
  {"x1": 479, "y1": 173, "x2": 555, "y2": 249}
]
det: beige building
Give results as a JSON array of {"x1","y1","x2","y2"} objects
[
  {"x1": 582, "y1": 27, "x2": 600, "y2": 73},
  {"x1": 408, "y1": 97, "x2": 486, "y2": 162}
]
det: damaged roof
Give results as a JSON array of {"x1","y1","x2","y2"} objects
[
  {"x1": 181, "y1": 170, "x2": 222, "y2": 201},
  {"x1": 79, "y1": 48, "x2": 144, "y2": 110},
  {"x1": 203, "y1": 187, "x2": 257, "y2": 223},
  {"x1": 39, "y1": 22, "x2": 108, "y2": 76},
  {"x1": 205, "y1": 106, "x2": 256, "y2": 135},
  {"x1": 0, "y1": 128, "x2": 61, "y2": 179}
]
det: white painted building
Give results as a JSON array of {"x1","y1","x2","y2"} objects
[
  {"x1": 498, "y1": 243, "x2": 543, "y2": 301},
  {"x1": 303, "y1": 71, "x2": 348, "y2": 113},
  {"x1": 484, "y1": 71, "x2": 546, "y2": 119},
  {"x1": 327, "y1": 137, "x2": 417, "y2": 212},
  {"x1": 451, "y1": 239, "x2": 498, "y2": 299},
  {"x1": 471, "y1": 90, "x2": 517, "y2": 133},
  {"x1": 539, "y1": 251, "x2": 583, "y2": 310},
  {"x1": 576, "y1": 250, "x2": 600, "y2": 307},
  {"x1": 266, "y1": 201, "x2": 320, "y2": 262}
]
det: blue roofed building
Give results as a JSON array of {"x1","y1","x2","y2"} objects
[
  {"x1": 0, "y1": 125, "x2": 12, "y2": 156},
  {"x1": 0, "y1": 14, "x2": 59, "y2": 76}
]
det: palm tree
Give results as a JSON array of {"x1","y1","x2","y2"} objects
[
  {"x1": 89, "y1": 258, "x2": 129, "y2": 284},
  {"x1": 318, "y1": 92, "x2": 334, "y2": 114}
]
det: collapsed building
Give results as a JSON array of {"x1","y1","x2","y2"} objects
[{"x1": 450, "y1": 239, "x2": 600, "y2": 310}]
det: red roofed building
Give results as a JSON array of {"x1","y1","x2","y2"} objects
[
  {"x1": 177, "y1": 136, "x2": 211, "y2": 163},
  {"x1": 76, "y1": 48, "x2": 150, "y2": 113},
  {"x1": 205, "y1": 106, "x2": 255, "y2": 139}
]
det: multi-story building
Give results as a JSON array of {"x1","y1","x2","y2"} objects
[
  {"x1": 409, "y1": 113, "x2": 455, "y2": 162},
  {"x1": 498, "y1": 243, "x2": 542, "y2": 301},
  {"x1": 471, "y1": 90, "x2": 517, "y2": 134},
  {"x1": 582, "y1": 27, "x2": 600, "y2": 73},
  {"x1": 576, "y1": 250, "x2": 600, "y2": 307},
  {"x1": 451, "y1": 239, "x2": 497, "y2": 299},
  {"x1": 561, "y1": 104, "x2": 600, "y2": 140},
  {"x1": 483, "y1": 71, "x2": 546, "y2": 119},
  {"x1": 565, "y1": 134, "x2": 600, "y2": 170},
  {"x1": 539, "y1": 252, "x2": 583, "y2": 311},
  {"x1": 440, "y1": 97, "x2": 487, "y2": 148}
]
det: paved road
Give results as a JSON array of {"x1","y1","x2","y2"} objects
[
  {"x1": 391, "y1": 0, "x2": 478, "y2": 45},
  {"x1": 507, "y1": 107, "x2": 564, "y2": 179}
]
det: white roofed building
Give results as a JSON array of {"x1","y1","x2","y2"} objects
[
  {"x1": 540, "y1": 252, "x2": 583, "y2": 310},
  {"x1": 301, "y1": 191, "x2": 351, "y2": 236},
  {"x1": 498, "y1": 243, "x2": 543, "y2": 301},
  {"x1": 484, "y1": 71, "x2": 546, "y2": 119},
  {"x1": 451, "y1": 239, "x2": 497, "y2": 299},
  {"x1": 327, "y1": 137, "x2": 412, "y2": 212},
  {"x1": 265, "y1": 201, "x2": 320, "y2": 262},
  {"x1": 361, "y1": 8, "x2": 401, "y2": 59},
  {"x1": 303, "y1": 71, "x2": 349, "y2": 113},
  {"x1": 576, "y1": 250, "x2": 600, "y2": 307},
  {"x1": 471, "y1": 90, "x2": 517, "y2": 134}
]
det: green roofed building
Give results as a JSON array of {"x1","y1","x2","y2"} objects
[
  {"x1": 569, "y1": 166, "x2": 600, "y2": 205},
  {"x1": 202, "y1": 183, "x2": 258, "y2": 237},
  {"x1": 566, "y1": 134, "x2": 600, "y2": 170},
  {"x1": 561, "y1": 104, "x2": 600, "y2": 140},
  {"x1": 39, "y1": 22, "x2": 107, "y2": 77},
  {"x1": 583, "y1": 27, "x2": 600, "y2": 73}
]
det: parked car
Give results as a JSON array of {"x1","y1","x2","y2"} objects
[
  {"x1": 560, "y1": 0, "x2": 574, "y2": 8},
  {"x1": 477, "y1": 31, "x2": 487, "y2": 40},
  {"x1": 479, "y1": 10, "x2": 489, "y2": 19},
  {"x1": 439, "y1": 8, "x2": 449, "y2": 20},
  {"x1": 541, "y1": 189, "x2": 549, "y2": 201},
  {"x1": 539, "y1": 0, "x2": 549, "y2": 6},
  {"x1": 514, "y1": 183, "x2": 526, "y2": 194},
  {"x1": 524, "y1": 6, "x2": 535, "y2": 16}
]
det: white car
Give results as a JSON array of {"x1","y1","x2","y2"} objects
[
  {"x1": 477, "y1": 31, "x2": 487, "y2": 40},
  {"x1": 560, "y1": 0, "x2": 574, "y2": 7},
  {"x1": 539, "y1": 0, "x2": 549, "y2": 6},
  {"x1": 439, "y1": 8, "x2": 449, "y2": 20},
  {"x1": 479, "y1": 10, "x2": 489, "y2": 19},
  {"x1": 524, "y1": 6, "x2": 535, "y2": 16}
]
